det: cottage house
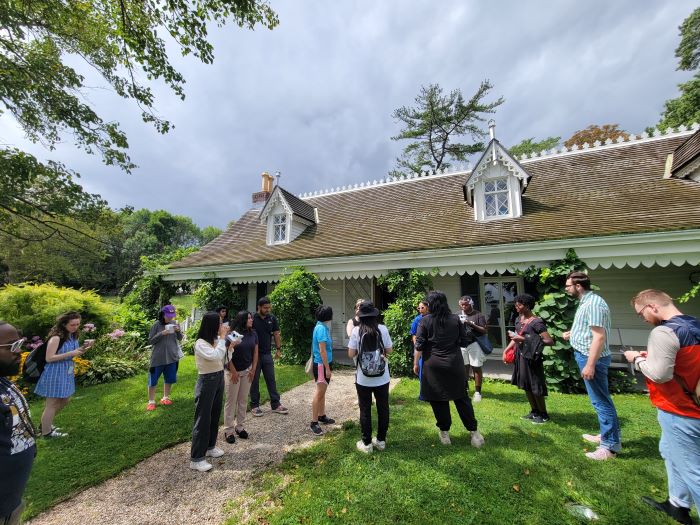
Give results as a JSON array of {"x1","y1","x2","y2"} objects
[{"x1": 165, "y1": 124, "x2": 700, "y2": 360}]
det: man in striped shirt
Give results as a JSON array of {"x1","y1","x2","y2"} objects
[{"x1": 562, "y1": 271, "x2": 621, "y2": 460}]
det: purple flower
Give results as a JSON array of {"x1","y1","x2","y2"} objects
[
  {"x1": 108, "y1": 329, "x2": 125, "y2": 340},
  {"x1": 83, "y1": 323, "x2": 96, "y2": 333}
]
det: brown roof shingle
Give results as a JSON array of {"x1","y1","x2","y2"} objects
[{"x1": 172, "y1": 133, "x2": 700, "y2": 269}]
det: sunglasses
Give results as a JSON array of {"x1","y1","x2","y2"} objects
[{"x1": 0, "y1": 337, "x2": 27, "y2": 353}]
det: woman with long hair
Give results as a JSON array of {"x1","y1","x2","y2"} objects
[
  {"x1": 505, "y1": 293, "x2": 554, "y2": 424},
  {"x1": 223, "y1": 310, "x2": 258, "y2": 444},
  {"x1": 190, "y1": 311, "x2": 228, "y2": 472},
  {"x1": 35, "y1": 311, "x2": 95, "y2": 438},
  {"x1": 346, "y1": 298, "x2": 366, "y2": 338},
  {"x1": 414, "y1": 291, "x2": 485, "y2": 447},
  {"x1": 347, "y1": 301, "x2": 393, "y2": 453},
  {"x1": 146, "y1": 304, "x2": 183, "y2": 410},
  {"x1": 310, "y1": 305, "x2": 335, "y2": 436}
]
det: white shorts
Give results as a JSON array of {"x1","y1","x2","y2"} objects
[{"x1": 461, "y1": 342, "x2": 485, "y2": 368}]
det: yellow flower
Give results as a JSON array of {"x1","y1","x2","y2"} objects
[
  {"x1": 73, "y1": 357, "x2": 91, "y2": 377},
  {"x1": 7, "y1": 352, "x2": 29, "y2": 384}
]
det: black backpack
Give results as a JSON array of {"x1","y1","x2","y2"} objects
[
  {"x1": 357, "y1": 329, "x2": 386, "y2": 377},
  {"x1": 23, "y1": 337, "x2": 65, "y2": 384}
]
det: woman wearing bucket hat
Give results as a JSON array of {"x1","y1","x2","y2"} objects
[
  {"x1": 347, "y1": 301, "x2": 393, "y2": 453},
  {"x1": 415, "y1": 291, "x2": 485, "y2": 448},
  {"x1": 146, "y1": 304, "x2": 184, "y2": 411}
]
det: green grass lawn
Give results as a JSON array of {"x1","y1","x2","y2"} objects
[
  {"x1": 226, "y1": 379, "x2": 685, "y2": 525},
  {"x1": 170, "y1": 294, "x2": 196, "y2": 314},
  {"x1": 23, "y1": 356, "x2": 308, "y2": 519}
]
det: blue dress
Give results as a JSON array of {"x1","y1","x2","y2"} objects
[{"x1": 35, "y1": 336, "x2": 79, "y2": 398}]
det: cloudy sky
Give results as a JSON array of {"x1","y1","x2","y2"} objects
[{"x1": 1, "y1": 1, "x2": 697, "y2": 229}]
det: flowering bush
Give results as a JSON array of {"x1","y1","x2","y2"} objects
[
  {"x1": 108, "y1": 329, "x2": 125, "y2": 340},
  {"x1": 73, "y1": 357, "x2": 91, "y2": 377}
]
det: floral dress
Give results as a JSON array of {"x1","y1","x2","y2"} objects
[{"x1": 34, "y1": 336, "x2": 79, "y2": 398}]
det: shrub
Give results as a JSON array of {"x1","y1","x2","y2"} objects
[
  {"x1": 87, "y1": 331, "x2": 150, "y2": 367},
  {"x1": 77, "y1": 356, "x2": 142, "y2": 386},
  {"x1": 181, "y1": 320, "x2": 201, "y2": 355},
  {"x1": 113, "y1": 302, "x2": 152, "y2": 340},
  {"x1": 0, "y1": 283, "x2": 114, "y2": 339},
  {"x1": 269, "y1": 267, "x2": 322, "y2": 365},
  {"x1": 193, "y1": 278, "x2": 246, "y2": 312},
  {"x1": 377, "y1": 269, "x2": 433, "y2": 376}
]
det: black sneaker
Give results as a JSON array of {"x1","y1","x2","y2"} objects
[
  {"x1": 225, "y1": 433, "x2": 236, "y2": 444},
  {"x1": 310, "y1": 422, "x2": 323, "y2": 436},
  {"x1": 641, "y1": 497, "x2": 693, "y2": 525},
  {"x1": 235, "y1": 429, "x2": 249, "y2": 439},
  {"x1": 521, "y1": 411, "x2": 538, "y2": 420},
  {"x1": 318, "y1": 415, "x2": 336, "y2": 425},
  {"x1": 531, "y1": 414, "x2": 550, "y2": 425}
]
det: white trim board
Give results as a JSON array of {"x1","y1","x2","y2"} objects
[{"x1": 163, "y1": 229, "x2": 700, "y2": 283}]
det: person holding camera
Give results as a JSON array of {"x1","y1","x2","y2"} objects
[
  {"x1": 223, "y1": 310, "x2": 258, "y2": 444},
  {"x1": 146, "y1": 304, "x2": 184, "y2": 411},
  {"x1": 35, "y1": 311, "x2": 94, "y2": 438},
  {"x1": 505, "y1": 294, "x2": 554, "y2": 424},
  {"x1": 457, "y1": 296, "x2": 488, "y2": 402}
]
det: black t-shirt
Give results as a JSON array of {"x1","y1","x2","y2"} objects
[
  {"x1": 229, "y1": 330, "x2": 258, "y2": 371},
  {"x1": 253, "y1": 313, "x2": 279, "y2": 354}
]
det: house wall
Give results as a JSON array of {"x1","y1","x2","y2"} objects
[
  {"x1": 289, "y1": 219, "x2": 307, "y2": 243},
  {"x1": 318, "y1": 279, "x2": 347, "y2": 346},
  {"x1": 246, "y1": 285, "x2": 257, "y2": 312},
  {"x1": 431, "y1": 274, "x2": 462, "y2": 309},
  {"x1": 589, "y1": 264, "x2": 700, "y2": 346}
]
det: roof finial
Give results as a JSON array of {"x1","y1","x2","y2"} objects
[
  {"x1": 488, "y1": 119, "x2": 496, "y2": 140},
  {"x1": 275, "y1": 170, "x2": 281, "y2": 187}
]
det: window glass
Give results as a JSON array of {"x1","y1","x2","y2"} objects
[
  {"x1": 273, "y1": 214, "x2": 287, "y2": 242},
  {"x1": 484, "y1": 178, "x2": 509, "y2": 217}
]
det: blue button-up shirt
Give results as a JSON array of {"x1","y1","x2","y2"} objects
[{"x1": 570, "y1": 291, "x2": 611, "y2": 357}]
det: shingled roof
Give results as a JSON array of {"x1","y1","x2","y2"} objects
[
  {"x1": 172, "y1": 130, "x2": 700, "y2": 269},
  {"x1": 671, "y1": 128, "x2": 700, "y2": 177}
]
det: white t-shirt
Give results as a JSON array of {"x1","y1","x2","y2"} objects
[{"x1": 348, "y1": 324, "x2": 393, "y2": 387}]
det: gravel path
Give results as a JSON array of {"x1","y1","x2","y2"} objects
[{"x1": 28, "y1": 369, "x2": 397, "y2": 525}]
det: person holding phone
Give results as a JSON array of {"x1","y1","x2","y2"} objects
[
  {"x1": 35, "y1": 311, "x2": 94, "y2": 438},
  {"x1": 146, "y1": 304, "x2": 184, "y2": 411}
]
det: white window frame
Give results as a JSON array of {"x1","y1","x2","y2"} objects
[
  {"x1": 479, "y1": 275, "x2": 524, "y2": 351},
  {"x1": 483, "y1": 178, "x2": 510, "y2": 218},
  {"x1": 271, "y1": 213, "x2": 288, "y2": 244}
]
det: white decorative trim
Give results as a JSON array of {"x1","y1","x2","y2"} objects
[
  {"x1": 287, "y1": 126, "x2": 699, "y2": 203},
  {"x1": 163, "y1": 229, "x2": 700, "y2": 284},
  {"x1": 673, "y1": 156, "x2": 700, "y2": 180}
]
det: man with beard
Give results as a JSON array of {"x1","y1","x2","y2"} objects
[
  {"x1": 623, "y1": 290, "x2": 699, "y2": 525},
  {"x1": 562, "y1": 271, "x2": 621, "y2": 460},
  {"x1": 0, "y1": 321, "x2": 36, "y2": 524}
]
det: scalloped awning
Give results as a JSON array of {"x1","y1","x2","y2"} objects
[{"x1": 161, "y1": 229, "x2": 700, "y2": 284}]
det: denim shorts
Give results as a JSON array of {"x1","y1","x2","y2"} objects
[{"x1": 148, "y1": 362, "x2": 178, "y2": 387}]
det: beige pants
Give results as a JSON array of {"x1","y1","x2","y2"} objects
[{"x1": 224, "y1": 366, "x2": 252, "y2": 435}]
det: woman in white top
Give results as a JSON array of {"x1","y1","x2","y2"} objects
[
  {"x1": 345, "y1": 298, "x2": 366, "y2": 338},
  {"x1": 190, "y1": 312, "x2": 228, "y2": 472},
  {"x1": 347, "y1": 301, "x2": 393, "y2": 454}
]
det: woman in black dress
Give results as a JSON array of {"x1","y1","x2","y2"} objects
[
  {"x1": 414, "y1": 291, "x2": 485, "y2": 448},
  {"x1": 505, "y1": 293, "x2": 554, "y2": 424}
]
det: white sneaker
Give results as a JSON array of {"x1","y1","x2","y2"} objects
[
  {"x1": 205, "y1": 447, "x2": 224, "y2": 458},
  {"x1": 472, "y1": 392, "x2": 482, "y2": 403},
  {"x1": 371, "y1": 437, "x2": 386, "y2": 451},
  {"x1": 356, "y1": 440, "x2": 373, "y2": 454},
  {"x1": 190, "y1": 460, "x2": 213, "y2": 472},
  {"x1": 470, "y1": 430, "x2": 485, "y2": 448},
  {"x1": 439, "y1": 430, "x2": 451, "y2": 445}
]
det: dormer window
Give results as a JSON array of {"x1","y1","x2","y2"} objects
[
  {"x1": 484, "y1": 179, "x2": 510, "y2": 217},
  {"x1": 272, "y1": 214, "x2": 287, "y2": 243},
  {"x1": 463, "y1": 122, "x2": 530, "y2": 222}
]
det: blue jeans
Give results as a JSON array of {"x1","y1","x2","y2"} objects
[
  {"x1": 658, "y1": 409, "x2": 700, "y2": 510},
  {"x1": 574, "y1": 352, "x2": 621, "y2": 452}
]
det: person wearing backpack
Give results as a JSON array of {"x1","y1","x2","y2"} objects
[
  {"x1": 348, "y1": 301, "x2": 393, "y2": 453},
  {"x1": 624, "y1": 289, "x2": 700, "y2": 525},
  {"x1": 34, "y1": 312, "x2": 94, "y2": 438}
]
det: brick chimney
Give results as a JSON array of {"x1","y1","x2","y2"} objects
[{"x1": 252, "y1": 171, "x2": 274, "y2": 206}]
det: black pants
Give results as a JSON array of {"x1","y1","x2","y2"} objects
[
  {"x1": 191, "y1": 371, "x2": 224, "y2": 461},
  {"x1": 250, "y1": 352, "x2": 281, "y2": 409},
  {"x1": 356, "y1": 382, "x2": 390, "y2": 445},
  {"x1": 430, "y1": 397, "x2": 477, "y2": 432}
]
